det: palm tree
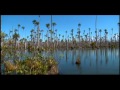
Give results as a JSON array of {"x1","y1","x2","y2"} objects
[
  {"x1": 106, "y1": 31, "x2": 108, "y2": 47},
  {"x1": 91, "y1": 32, "x2": 92, "y2": 42},
  {"x1": 116, "y1": 33, "x2": 119, "y2": 43},
  {"x1": 22, "y1": 26, "x2": 25, "y2": 30},
  {"x1": 95, "y1": 30, "x2": 97, "y2": 42},
  {"x1": 65, "y1": 30, "x2": 68, "y2": 48},
  {"x1": 27, "y1": 36, "x2": 29, "y2": 40},
  {"x1": 55, "y1": 29, "x2": 57, "y2": 39},
  {"x1": 50, "y1": 15, "x2": 53, "y2": 43},
  {"x1": 71, "y1": 29, "x2": 74, "y2": 41},
  {"x1": 17, "y1": 24, "x2": 21, "y2": 46},
  {"x1": 46, "y1": 23, "x2": 50, "y2": 29},
  {"x1": 65, "y1": 30, "x2": 67, "y2": 40},
  {"x1": 59, "y1": 34, "x2": 61, "y2": 47},
  {"x1": 78, "y1": 23, "x2": 81, "y2": 48},
  {"x1": 62, "y1": 35, "x2": 64, "y2": 41},
  {"x1": 35, "y1": 21, "x2": 40, "y2": 48},
  {"x1": 83, "y1": 30, "x2": 85, "y2": 41},
  {"x1": 1, "y1": 32, "x2": 6, "y2": 43},
  {"x1": 71, "y1": 29, "x2": 74, "y2": 48},
  {"x1": 78, "y1": 23, "x2": 81, "y2": 29},
  {"x1": 99, "y1": 29, "x2": 102, "y2": 47},
  {"x1": 30, "y1": 34, "x2": 33, "y2": 42},
  {"x1": 5, "y1": 34, "x2": 8, "y2": 40},
  {"x1": 18, "y1": 24, "x2": 20, "y2": 34},
  {"x1": 85, "y1": 35, "x2": 87, "y2": 42},
  {"x1": 52, "y1": 22, "x2": 56, "y2": 42},
  {"x1": 51, "y1": 15, "x2": 52, "y2": 32},
  {"x1": 114, "y1": 33, "x2": 116, "y2": 44},
  {"x1": 9, "y1": 30, "x2": 13, "y2": 39},
  {"x1": 12, "y1": 32, "x2": 20, "y2": 48},
  {"x1": 38, "y1": 15, "x2": 41, "y2": 48},
  {"x1": 21, "y1": 26, "x2": 25, "y2": 48},
  {"x1": 33, "y1": 20, "x2": 37, "y2": 30},
  {"x1": 46, "y1": 23, "x2": 50, "y2": 47},
  {"x1": 9, "y1": 30, "x2": 13, "y2": 48},
  {"x1": 41, "y1": 30, "x2": 43, "y2": 42},
  {"x1": 14, "y1": 29, "x2": 18, "y2": 33},
  {"x1": 104, "y1": 29, "x2": 107, "y2": 46},
  {"x1": 89, "y1": 28, "x2": 91, "y2": 43},
  {"x1": 55, "y1": 29, "x2": 58, "y2": 47},
  {"x1": 95, "y1": 15, "x2": 98, "y2": 45},
  {"x1": 111, "y1": 28, "x2": 113, "y2": 43},
  {"x1": 118, "y1": 15, "x2": 120, "y2": 42},
  {"x1": 34, "y1": 31, "x2": 36, "y2": 43},
  {"x1": 30, "y1": 29, "x2": 34, "y2": 43},
  {"x1": 22, "y1": 26, "x2": 25, "y2": 37},
  {"x1": 52, "y1": 22, "x2": 56, "y2": 32},
  {"x1": 49, "y1": 30, "x2": 54, "y2": 43},
  {"x1": 32, "y1": 20, "x2": 37, "y2": 45}
]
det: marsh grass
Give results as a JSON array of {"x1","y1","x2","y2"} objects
[{"x1": 4, "y1": 56, "x2": 58, "y2": 75}]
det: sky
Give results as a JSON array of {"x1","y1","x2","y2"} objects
[{"x1": 1, "y1": 15, "x2": 119, "y2": 41}]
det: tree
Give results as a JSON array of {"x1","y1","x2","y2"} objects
[
  {"x1": 12, "y1": 32, "x2": 20, "y2": 48},
  {"x1": 104, "y1": 29, "x2": 108, "y2": 46},
  {"x1": 111, "y1": 28, "x2": 113, "y2": 43},
  {"x1": 52, "y1": 22, "x2": 56, "y2": 32},
  {"x1": 32, "y1": 20, "x2": 37, "y2": 30},
  {"x1": 95, "y1": 15, "x2": 98, "y2": 46},
  {"x1": 41, "y1": 30, "x2": 44, "y2": 42},
  {"x1": 91, "y1": 32, "x2": 92, "y2": 41},
  {"x1": 55, "y1": 29, "x2": 58, "y2": 47},
  {"x1": 30, "y1": 29, "x2": 34, "y2": 42},
  {"x1": 51, "y1": 15, "x2": 52, "y2": 33},
  {"x1": 49, "y1": 30, "x2": 54, "y2": 42},
  {"x1": 95, "y1": 30, "x2": 97, "y2": 42},
  {"x1": 35, "y1": 21, "x2": 40, "y2": 48},
  {"x1": 14, "y1": 29, "x2": 18, "y2": 33},
  {"x1": 78, "y1": 23, "x2": 81, "y2": 48},
  {"x1": 65, "y1": 30, "x2": 68, "y2": 49},
  {"x1": 22, "y1": 26, "x2": 25, "y2": 37},
  {"x1": 99, "y1": 29, "x2": 102, "y2": 47},
  {"x1": 85, "y1": 35, "x2": 87, "y2": 42},
  {"x1": 21, "y1": 26, "x2": 25, "y2": 49},
  {"x1": 65, "y1": 30, "x2": 67, "y2": 40},
  {"x1": 9, "y1": 30, "x2": 13, "y2": 39},
  {"x1": 59, "y1": 34, "x2": 61, "y2": 47},
  {"x1": 52, "y1": 22, "x2": 56, "y2": 43},
  {"x1": 1, "y1": 32, "x2": 6, "y2": 42},
  {"x1": 18, "y1": 24, "x2": 21, "y2": 34},
  {"x1": 46, "y1": 23, "x2": 50, "y2": 47},
  {"x1": 118, "y1": 16, "x2": 120, "y2": 42},
  {"x1": 89, "y1": 28, "x2": 91, "y2": 43},
  {"x1": 114, "y1": 33, "x2": 116, "y2": 44},
  {"x1": 71, "y1": 29, "x2": 74, "y2": 48},
  {"x1": 46, "y1": 23, "x2": 50, "y2": 30}
]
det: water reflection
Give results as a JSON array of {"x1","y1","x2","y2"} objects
[
  {"x1": 1, "y1": 48, "x2": 119, "y2": 74},
  {"x1": 52, "y1": 48, "x2": 119, "y2": 74},
  {"x1": 65, "y1": 49, "x2": 68, "y2": 63}
]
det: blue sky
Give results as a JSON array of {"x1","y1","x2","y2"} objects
[{"x1": 1, "y1": 15, "x2": 119, "y2": 41}]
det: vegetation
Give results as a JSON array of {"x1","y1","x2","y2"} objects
[
  {"x1": 1, "y1": 15, "x2": 119, "y2": 75},
  {"x1": 3, "y1": 52, "x2": 58, "y2": 75}
]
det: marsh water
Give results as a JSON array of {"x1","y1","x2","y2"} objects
[{"x1": 1, "y1": 48, "x2": 119, "y2": 75}]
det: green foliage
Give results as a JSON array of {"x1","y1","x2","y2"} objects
[
  {"x1": 111, "y1": 44, "x2": 116, "y2": 48},
  {"x1": 90, "y1": 42, "x2": 97, "y2": 49},
  {"x1": 4, "y1": 56, "x2": 58, "y2": 75}
]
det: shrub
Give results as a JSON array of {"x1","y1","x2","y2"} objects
[
  {"x1": 90, "y1": 42, "x2": 96, "y2": 49},
  {"x1": 4, "y1": 57, "x2": 58, "y2": 75}
]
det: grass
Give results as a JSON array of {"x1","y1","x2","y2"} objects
[{"x1": 3, "y1": 55, "x2": 58, "y2": 75}]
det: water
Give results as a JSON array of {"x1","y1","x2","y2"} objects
[
  {"x1": 1, "y1": 48, "x2": 119, "y2": 75},
  {"x1": 42, "y1": 48, "x2": 119, "y2": 75}
]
